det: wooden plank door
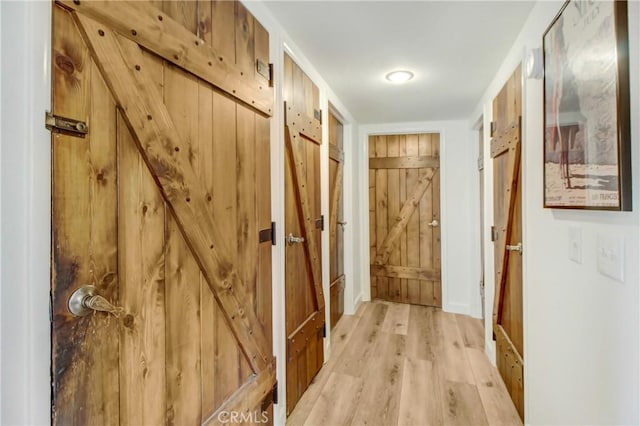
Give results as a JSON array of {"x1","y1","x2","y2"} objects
[
  {"x1": 491, "y1": 65, "x2": 524, "y2": 420},
  {"x1": 328, "y1": 109, "x2": 345, "y2": 329},
  {"x1": 369, "y1": 133, "x2": 441, "y2": 307},
  {"x1": 50, "y1": 1, "x2": 275, "y2": 424},
  {"x1": 283, "y1": 53, "x2": 324, "y2": 415}
]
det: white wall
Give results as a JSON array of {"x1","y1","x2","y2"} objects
[
  {"x1": 358, "y1": 121, "x2": 481, "y2": 316},
  {"x1": 472, "y1": 1, "x2": 640, "y2": 424},
  {"x1": 0, "y1": 1, "x2": 52, "y2": 425}
]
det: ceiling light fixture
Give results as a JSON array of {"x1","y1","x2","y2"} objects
[{"x1": 385, "y1": 70, "x2": 414, "y2": 83}]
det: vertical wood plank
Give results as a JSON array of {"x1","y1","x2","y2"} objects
[
  {"x1": 432, "y1": 134, "x2": 442, "y2": 306},
  {"x1": 197, "y1": 0, "x2": 213, "y2": 46},
  {"x1": 256, "y1": 114, "x2": 273, "y2": 347},
  {"x1": 197, "y1": 80, "x2": 216, "y2": 420},
  {"x1": 386, "y1": 136, "x2": 401, "y2": 301},
  {"x1": 237, "y1": 104, "x2": 258, "y2": 382},
  {"x1": 163, "y1": 63, "x2": 202, "y2": 426},
  {"x1": 212, "y1": 92, "x2": 242, "y2": 407},
  {"x1": 375, "y1": 137, "x2": 389, "y2": 299},
  {"x1": 398, "y1": 135, "x2": 408, "y2": 303},
  {"x1": 405, "y1": 134, "x2": 420, "y2": 304},
  {"x1": 368, "y1": 138, "x2": 377, "y2": 298},
  {"x1": 51, "y1": 7, "x2": 119, "y2": 424},
  {"x1": 211, "y1": 0, "x2": 235, "y2": 64},
  {"x1": 254, "y1": 19, "x2": 270, "y2": 84},
  {"x1": 163, "y1": 0, "x2": 197, "y2": 34},
  {"x1": 118, "y1": 109, "x2": 167, "y2": 426},
  {"x1": 419, "y1": 133, "x2": 435, "y2": 306},
  {"x1": 235, "y1": 1, "x2": 255, "y2": 78},
  {"x1": 283, "y1": 54, "x2": 293, "y2": 104}
]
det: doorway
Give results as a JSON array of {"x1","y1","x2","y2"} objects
[{"x1": 368, "y1": 133, "x2": 442, "y2": 307}]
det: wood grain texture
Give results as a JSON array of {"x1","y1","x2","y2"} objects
[
  {"x1": 75, "y1": 14, "x2": 271, "y2": 370},
  {"x1": 369, "y1": 155, "x2": 440, "y2": 169},
  {"x1": 288, "y1": 302, "x2": 521, "y2": 426},
  {"x1": 61, "y1": 0, "x2": 273, "y2": 115},
  {"x1": 369, "y1": 133, "x2": 441, "y2": 307},
  {"x1": 284, "y1": 54, "x2": 324, "y2": 415},
  {"x1": 466, "y1": 347, "x2": 522, "y2": 426},
  {"x1": 118, "y1": 110, "x2": 167, "y2": 426},
  {"x1": 351, "y1": 333, "x2": 406, "y2": 426},
  {"x1": 441, "y1": 381, "x2": 489, "y2": 426},
  {"x1": 53, "y1": 2, "x2": 275, "y2": 424},
  {"x1": 302, "y1": 373, "x2": 363, "y2": 426},
  {"x1": 398, "y1": 357, "x2": 443, "y2": 425},
  {"x1": 491, "y1": 65, "x2": 524, "y2": 421},
  {"x1": 51, "y1": 6, "x2": 119, "y2": 424}
]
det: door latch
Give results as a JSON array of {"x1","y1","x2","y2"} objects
[{"x1": 45, "y1": 111, "x2": 88, "y2": 138}]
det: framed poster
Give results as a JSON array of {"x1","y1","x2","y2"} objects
[{"x1": 543, "y1": 0, "x2": 631, "y2": 210}]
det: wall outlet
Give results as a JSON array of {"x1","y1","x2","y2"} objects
[
  {"x1": 568, "y1": 226, "x2": 582, "y2": 264},
  {"x1": 596, "y1": 234, "x2": 624, "y2": 282}
]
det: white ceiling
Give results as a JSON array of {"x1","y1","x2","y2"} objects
[{"x1": 262, "y1": 1, "x2": 535, "y2": 123}]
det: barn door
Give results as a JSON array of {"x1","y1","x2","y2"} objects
[
  {"x1": 491, "y1": 65, "x2": 524, "y2": 420},
  {"x1": 283, "y1": 53, "x2": 324, "y2": 415},
  {"x1": 369, "y1": 133, "x2": 441, "y2": 307},
  {"x1": 328, "y1": 110, "x2": 345, "y2": 329},
  {"x1": 50, "y1": 1, "x2": 275, "y2": 424}
]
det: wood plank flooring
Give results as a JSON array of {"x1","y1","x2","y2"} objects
[{"x1": 287, "y1": 300, "x2": 522, "y2": 426}]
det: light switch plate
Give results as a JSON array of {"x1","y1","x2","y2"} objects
[
  {"x1": 568, "y1": 226, "x2": 582, "y2": 264},
  {"x1": 596, "y1": 233, "x2": 624, "y2": 282}
]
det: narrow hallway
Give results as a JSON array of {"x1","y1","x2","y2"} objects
[{"x1": 287, "y1": 301, "x2": 521, "y2": 426}]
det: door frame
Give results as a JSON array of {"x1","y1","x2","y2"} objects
[
  {"x1": 0, "y1": 1, "x2": 52, "y2": 423},
  {"x1": 359, "y1": 124, "x2": 448, "y2": 310}
]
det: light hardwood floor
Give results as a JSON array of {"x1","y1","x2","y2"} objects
[{"x1": 287, "y1": 301, "x2": 522, "y2": 426}]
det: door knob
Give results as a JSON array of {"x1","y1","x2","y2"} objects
[
  {"x1": 506, "y1": 242, "x2": 523, "y2": 254},
  {"x1": 68, "y1": 285, "x2": 124, "y2": 317},
  {"x1": 286, "y1": 233, "x2": 305, "y2": 245},
  {"x1": 427, "y1": 219, "x2": 439, "y2": 227}
]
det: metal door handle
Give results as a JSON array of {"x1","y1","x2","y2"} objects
[
  {"x1": 338, "y1": 221, "x2": 347, "y2": 226},
  {"x1": 506, "y1": 242, "x2": 523, "y2": 254},
  {"x1": 427, "y1": 219, "x2": 439, "y2": 227},
  {"x1": 286, "y1": 233, "x2": 305, "y2": 245},
  {"x1": 68, "y1": 285, "x2": 124, "y2": 317}
]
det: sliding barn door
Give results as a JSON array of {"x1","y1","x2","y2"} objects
[
  {"x1": 369, "y1": 133, "x2": 441, "y2": 307},
  {"x1": 283, "y1": 53, "x2": 324, "y2": 415},
  {"x1": 491, "y1": 65, "x2": 524, "y2": 420},
  {"x1": 328, "y1": 110, "x2": 345, "y2": 329},
  {"x1": 50, "y1": 1, "x2": 275, "y2": 424}
]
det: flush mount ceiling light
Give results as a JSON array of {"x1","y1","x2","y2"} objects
[{"x1": 385, "y1": 70, "x2": 414, "y2": 83}]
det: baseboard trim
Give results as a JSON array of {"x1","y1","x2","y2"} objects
[{"x1": 442, "y1": 302, "x2": 469, "y2": 315}]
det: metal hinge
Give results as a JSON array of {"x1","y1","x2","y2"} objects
[
  {"x1": 315, "y1": 215, "x2": 324, "y2": 231},
  {"x1": 45, "y1": 111, "x2": 88, "y2": 138},
  {"x1": 259, "y1": 222, "x2": 276, "y2": 245},
  {"x1": 261, "y1": 380, "x2": 278, "y2": 411},
  {"x1": 490, "y1": 121, "x2": 497, "y2": 137},
  {"x1": 321, "y1": 323, "x2": 326, "y2": 338},
  {"x1": 256, "y1": 59, "x2": 273, "y2": 87},
  {"x1": 491, "y1": 226, "x2": 498, "y2": 242},
  {"x1": 314, "y1": 109, "x2": 322, "y2": 124},
  {"x1": 477, "y1": 157, "x2": 484, "y2": 171}
]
